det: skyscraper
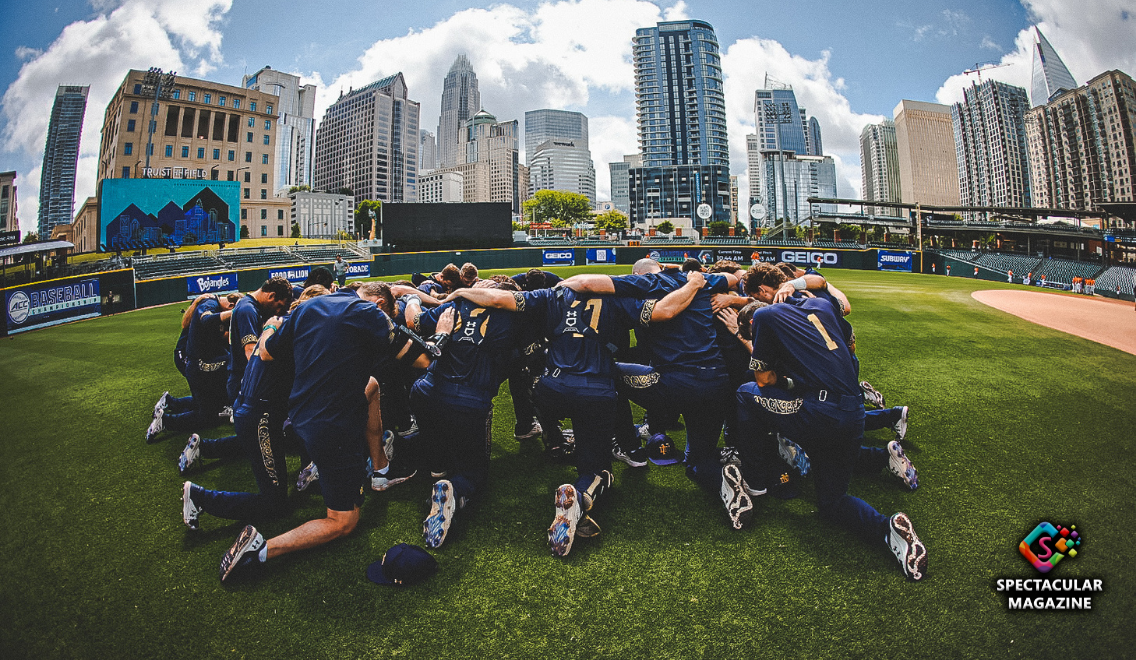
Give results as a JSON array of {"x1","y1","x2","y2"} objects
[
  {"x1": 893, "y1": 100, "x2": 960, "y2": 206},
  {"x1": 608, "y1": 154, "x2": 640, "y2": 216},
  {"x1": 860, "y1": 120, "x2": 901, "y2": 216},
  {"x1": 633, "y1": 20, "x2": 728, "y2": 168},
  {"x1": 524, "y1": 109, "x2": 588, "y2": 164},
  {"x1": 38, "y1": 85, "x2": 88, "y2": 237},
  {"x1": 1030, "y1": 26, "x2": 1078, "y2": 108},
  {"x1": 528, "y1": 139, "x2": 596, "y2": 204},
  {"x1": 952, "y1": 80, "x2": 1032, "y2": 214},
  {"x1": 1026, "y1": 70, "x2": 1136, "y2": 210},
  {"x1": 243, "y1": 66, "x2": 317, "y2": 193},
  {"x1": 313, "y1": 72, "x2": 420, "y2": 203},
  {"x1": 420, "y1": 130, "x2": 437, "y2": 172},
  {"x1": 436, "y1": 55, "x2": 480, "y2": 169}
]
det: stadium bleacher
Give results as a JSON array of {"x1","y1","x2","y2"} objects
[
  {"x1": 643, "y1": 236, "x2": 696, "y2": 245},
  {"x1": 1096, "y1": 265, "x2": 1136, "y2": 296},
  {"x1": 700, "y1": 237, "x2": 751, "y2": 246},
  {"x1": 133, "y1": 253, "x2": 227, "y2": 280},
  {"x1": 937, "y1": 249, "x2": 980, "y2": 262},
  {"x1": 975, "y1": 253, "x2": 1043, "y2": 276},
  {"x1": 812, "y1": 240, "x2": 862, "y2": 249},
  {"x1": 755, "y1": 237, "x2": 807, "y2": 247},
  {"x1": 218, "y1": 249, "x2": 301, "y2": 270},
  {"x1": 1033, "y1": 257, "x2": 1105, "y2": 285},
  {"x1": 528, "y1": 237, "x2": 575, "y2": 247},
  {"x1": 289, "y1": 245, "x2": 369, "y2": 262}
]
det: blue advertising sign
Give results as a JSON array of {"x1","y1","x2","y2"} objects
[
  {"x1": 187, "y1": 272, "x2": 239, "y2": 298},
  {"x1": 99, "y1": 178, "x2": 241, "y2": 250},
  {"x1": 776, "y1": 249, "x2": 842, "y2": 268},
  {"x1": 6, "y1": 277, "x2": 100, "y2": 334},
  {"x1": 586, "y1": 248, "x2": 616, "y2": 265},
  {"x1": 877, "y1": 250, "x2": 913, "y2": 272},
  {"x1": 543, "y1": 249, "x2": 575, "y2": 266},
  {"x1": 646, "y1": 249, "x2": 696, "y2": 263},
  {"x1": 270, "y1": 266, "x2": 311, "y2": 283},
  {"x1": 346, "y1": 262, "x2": 371, "y2": 279}
]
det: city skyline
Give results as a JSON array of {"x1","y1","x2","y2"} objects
[{"x1": 1, "y1": 0, "x2": 1133, "y2": 234}]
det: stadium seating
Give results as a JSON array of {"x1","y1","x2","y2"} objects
[
  {"x1": 937, "y1": 249, "x2": 980, "y2": 262},
  {"x1": 812, "y1": 240, "x2": 862, "y2": 249},
  {"x1": 700, "y1": 237, "x2": 752, "y2": 245},
  {"x1": 218, "y1": 250, "x2": 300, "y2": 270},
  {"x1": 1095, "y1": 265, "x2": 1136, "y2": 296},
  {"x1": 643, "y1": 236, "x2": 696, "y2": 245},
  {"x1": 975, "y1": 253, "x2": 1043, "y2": 276},
  {"x1": 289, "y1": 245, "x2": 368, "y2": 262},
  {"x1": 754, "y1": 237, "x2": 807, "y2": 247},
  {"x1": 133, "y1": 253, "x2": 227, "y2": 280},
  {"x1": 1033, "y1": 257, "x2": 1105, "y2": 286},
  {"x1": 528, "y1": 237, "x2": 575, "y2": 246}
]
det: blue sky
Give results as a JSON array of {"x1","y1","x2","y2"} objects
[{"x1": 2, "y1": 0, "x2": 1133, "y2": 233}]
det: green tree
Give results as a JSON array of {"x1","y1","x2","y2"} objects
[
  {"x1": 337, "y1": 187, "x2": 354, "y2": 196},
  {"x1": 239, "y1": 225, "x2": 250, "y2": 239},
  {"x1": 656, "y1": 220, "x2": 674, "y2": 235},
  {"x1": 512, "y1": 221, "x2": 526, "y2": 232},
  {"x1": 288, "y1": 185, "x2": 311, "y2": 193},
  {"x1": 594, "y1": 210, "x2": 628, "y2": 233},
  {"x1": 733, "y1": 221, "x2": 748, "y2": 236},
  {"x1": 522, "y1": 190, "x2": 592, "y2": 226},
  {"x1": 290, "y1": 223, "x2": 302, "y2": 239},
  {"x1": 22, "y1": 231, "x2": 39, "y2": 244},
  {"x1": 355, "y1": 200, "x2": 382, "y2": 237},
  {"x1": 707, "y1": 221, "x2": 731, "y2": 237}
]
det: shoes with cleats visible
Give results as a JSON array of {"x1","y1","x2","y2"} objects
[
  {"x1": 611, "y1": 439, "x2": 648, "y2": 468},
  {"x1": 146, "y1": 408, "x2": 164, "y2": 442},
  {"x1": 423, "y1": 480, "x2": 457, "y2": 549},
  {"x1": 218, "y1": 406, "x2": 233, "y2": 424},
  {"x1": 397, "y1": 419, "x2": 418, "y2": 440},
  {"x1": 860, "y1": 381, "x2": 886, "y2": 408},
  {"x1": 893, "y1": 406, "x2": 909, "y2": 441},
  {"x1": 178, "y1": 434, "x2": 201, "y2": 475},
  {"x1": 548, "y1": 484, "x2": 582, "y2": 557},
  {"x1": 372, "y1": 459, "x2": 417, "y2": 492},
  {"x1": 887, "y1": 512, "x2": 927, "y2": 581},
  {"x1": 575, "y1": 515, "x2": 601, "y2": 539},
  {"x1": 777, "y1": 434, "x2": 810, "y2": 477},
  {"x1": 720, "y1": 464, "x2": 754, "y2": 530},
  {"x1": 719, "y1": 446, "x2": 742, "y2": 466},
  {"x1": 219, "y1": 524, "x2": 265, "y2": 582},
  {"x1": 382, "y1": 430, "x2": 396, "y2": 462},
  {"x1": 546, "y1": 428, "x2": 576, "y2": 461},
  {"x1": 887, "y1": 440, "x2": 918, "y2": 490},
  {"x1": 514, "y1": 420, "x2": 542, "y2": 441},
  {"x1": 182, "y1": 481, "x2": 202, "y2": 530},
  {"x1": 153, "y1": 391, "x2": 170, "y2": 418},
  {"x1": 296, "y1": 462, "x2": 319, "y2": 491},
  {"x1": 635, "y1": 423, "x2": 651, "y2": 442}
]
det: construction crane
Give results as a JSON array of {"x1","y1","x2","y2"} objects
[{"x1": 962, "y1": 62, "x2": 1010, "y2": 82}]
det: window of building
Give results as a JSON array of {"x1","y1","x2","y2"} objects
[
  {"x1": 246, "y1": 132, "x2": 253, "y2": 143},
  {"x1": 245, "y1": 152, "x2": 252, "y2": 163},
  {"x1": 181, "y1": 146, "x2": 189, "y2": 158},
  {"x1": 277, "y1": 209, "x2": 284, "y2": 220},
  {"x1": 127, "y1": 119, "x2": 136, "y2": 132},
  {"x1": 122, "y1": 166, "x2": 130, "y2": 178},
  {"x1": 260, "y1": 189, "x2": 267, "y2": 199},
  {"x1": 218, "y1": 96, "x2": 226, "y2": 107},
  {"x1": 213, "y1": 148, "x2": 221, "y2": 160},
  {"x1": 260, "y1": 209, "x2": 267, "y2": 220},
  {"x1": 133, "y1": 84, "x2": 142, "y2": 94},
  {"x1": 241, "y1": 209, "x2": 247, "y2": 220},
  {"x1": 250, "y1": 101, "x2": 257, "y2": 112},
  {"x1": 226, "y1": 171, "x2": 234, "y2": 181},
  {"x1": 247, "y1": 117, "x2": 255, "y2": 127},
  {"x1": 172, "y1": 89, "x2": 180, "y2": 100},
  {"x1": 244, "y1": 171, "x2": 250, "y2": 183},
  {"x1": 264, "y1": 119, "x2": 271, "y2": 130},
  {"x1": 164, "y1": 145, "x2": 173, "y2": 157},
  {"x1": 129, "y1": 101, "x2": 138, "y2": 113},
  {"x1": 277, "y1": 225, "x2": 284, "y2": 236},
  {"x1": 263, "y1": 134, "x2": 270, "y2": 145},
  {"x1": 124, "y1": 143, "x2": 133, "y2": 155},
  {"x1": 262, "y1": 154, "x2": 269, "y2": 164},
  {"x1": 203, "y1": 93, "x2": 211, "y2": 104},
  {"x1": 266, "y1": 104, "x2": 273, "y2": 114},
  {"x1": 233, "y1": 99, "x2": 240, "y2": 109},
  {"x1": 261, "y1": 225, "x2": 267, "y2": 236},
  {"x1": 261, "y1": 173, "x2": 268, "y2": 184},
  {"x1": 228, "y1": 150, "x2": 235, "y2": 161},
  {"x1": 197, "y1": 147, "x2": 205, "y2": 159},
  {"x1": 244, "y1": 188, "x2": 250, "y2": 199},
  {"x1": 210, "y1": 169, "x2": 219, "y2": 181}
]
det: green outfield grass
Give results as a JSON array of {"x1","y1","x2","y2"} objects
[{"x1": 1, "y1": 267, "x2": 1133, "y2": 659}]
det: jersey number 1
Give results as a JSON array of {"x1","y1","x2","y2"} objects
[{"x1": 807, "y1": 313, "x2": 839, "y2": 351}]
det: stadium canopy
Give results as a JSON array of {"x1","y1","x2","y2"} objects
[{"x1": 0, "y1": 240, "x2": 75, "y2": 260}]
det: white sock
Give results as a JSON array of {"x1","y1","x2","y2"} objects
[
  {"x1": 375, "y1": 464, "x2": 390, "y2": 476},
  {"x1": 258, "y1": 545, "x2": 268, "y2": 563}
]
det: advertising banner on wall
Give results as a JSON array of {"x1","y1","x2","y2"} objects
[
  {"x1": 187, "y1": 272, "x2": 239, "y2": 298},
  {"x1": 269, "y1": 266, "x2": 311, "y2": 283},
  {"x1": 772, "y1": 249, "x2": 843, "y2": 268},
  {"x1": 645, "y1": 248, "x2": 697, "y2": 263},
  {"x1": 346, "y1": 262, "x2": 371, "y2": 279},
  {"x1": 543, "y1": 249, "x2": 575, "y2": 266},
  {"x1": 5, "y1": 277, "x2": 100, "y2": 334},
  {"x1": 99, "y1": 178, "x2": 240, "y2": 251},
  {"x1": 877, "y1": 250, "x2": 914, "y2": 272},
  {"x1": 586, "y1": 248, "x2": 616, "y2": 265}
]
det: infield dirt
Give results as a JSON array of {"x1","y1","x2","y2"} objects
[{"x1": 972, "y1": 289, "x2": 1136, "y2": 356}]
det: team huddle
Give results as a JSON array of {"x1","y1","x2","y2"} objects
[{"x1": 147, "y1": 257, "x2": 927, "y2": 583}]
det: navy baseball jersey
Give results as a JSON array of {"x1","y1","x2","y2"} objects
[
  {"x1": 749, "y1": 296, "x2": 859, "y2": 397},
  {"x1": 610, "y1": 270, "x2": 730, "y2": 369},
  {"x1": 415, "y1": 299, "x2": 519, "y2": 411},
  {"x1": 519, "y1": 288, "x2": 647, "y2": 379},
  {"x1": 186, "y1": 297, "x2": 230, "y2": 374},
  {"x1": 511, "y1": 270, "x2": 563, "y2": 291},
  {"x1": 239, "y1": 325, "x2": 293, "y2": 408},
  {"x1": 227, "y1": 294, "x2": 266, "y2": 402}
]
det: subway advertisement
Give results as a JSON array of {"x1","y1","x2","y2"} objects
[
  {"x1": 877, "y1": 250, "x2": 914, "y2": 272},
  {"x1": 99, "y1": 179, "x2": 240, "y2": 251},
  {"x1": 5, "y1": 277, "x2": 100, "y2": 334}
]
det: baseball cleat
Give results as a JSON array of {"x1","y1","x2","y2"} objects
[
  {"x1": 860, "y1": 381, "x2": 886, "y2": 408},
  {"x1": 546, "y1": 429, "x2": 575, "y2": 461},
  {"x1": 887, "y1": 440, "x2": 918, "y2": 490},
  {"x1": 296, "y1": 462, "x2": 319, "y2": 491},
  {"x1": 182, "y1": 481, "x2": 202, "y2": 530},
  {"x1": 178, "y1": 434, "x2": 201, "y2": 475},
  {"x1": 719, "y1": 446, "x2": 742, "y2": 466},
  {"x1": 397, "y1": 419, "x2": 419, "y2": 440},
  {"x1": 514, "y1": 420, "x2": 542, "y2": 441},
  {"x1": 575, "y1": 515, "x2": 602, "y2": 539},
  {"x1": 893, "y1": 406, "x2": 909, "y2": 441},
  {"x1": 548, "y1": 484, "x2": 582, "y2": 557},
  {"x1": 372, "y1": 459, "x2": 417, "y2": 492},
  {"x1": 720, "y1": 464, "x2": 754, "y2": 530},
  {"x1": 423, "y1": 480, "x2": 457, "y2": 549},
  {"x1": 219, "y1": 524, "x2": 265, "y2": 582},
  {"x1": 145, "y1": 408, "x2": 164, "y2": 442},
  {"x1": 887, "y1": 512, "x2": 927, "y2": 581},
  {"x1": 153, "y1": 391, "x2": 170, "y2": 418},
  {"x1": 611, "y1": 439, "x2": 648, "y2": 468},
  {"x1": 218, "y1": 406, "x2": 233, "y2": 424},
  {"x1": 382, "y1": 429, "x2": 396, "y2": 462},
  {"x1": 777, "y1": 434, "x2": 810, "y2": 476},
  {"x1": 578, "y1": 470, "x2": 613, "y2": 512},
  {"x1": 635, "y1": 423, "x2": 651, "y2": 442}
]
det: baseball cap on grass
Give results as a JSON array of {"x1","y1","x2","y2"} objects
[
  {"x1": 647, "y1": 433, "x2": 681, "y2": 466},
  {"x1": 367, "y1": 543, "x2": 437, "y2": 586}
]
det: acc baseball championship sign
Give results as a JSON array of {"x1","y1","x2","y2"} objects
[
  {"x1": 187, "y1": 272, "x2": 239, "y2": 298},
  {"x1": 6, "y1": 277, "x2": 101, "y2": 334}
]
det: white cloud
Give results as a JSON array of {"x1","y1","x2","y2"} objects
[
  {"x1": 721, "y1": 37, "x2": 884, "y2": 202},
  {"x1": 1, "y1": 0, "x2": 231, "y2": 232},
  {"x1": 14, "y1": 46, "x2": 44, "y2": 61},
  {"x1": 589, "y1": 115, "x2": 638, "y2": 198},
  {"x1": 979, "y1": 35, "x2": 1002, "y2": 51}
]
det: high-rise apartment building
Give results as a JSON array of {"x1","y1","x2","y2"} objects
[
  {"x1": 97, "y1": 70, "x2": 287, "y2": 238},
  {"x1": 289, "y1": 190, "x2": 353, "y2": 238},
  {"x1": 38, "y1": 85, "x2": 89, "y2": 237},
  {"x1": 420, "y1": 130, "x2": 437, "y2": 172},
  {"x1": 1030, "y1": 26, "x2": 1078, "y2": 108},
  {"x1": 436, "y1": 55, "x2": 480, "y2": 169},
  {"x1": 860, "y1": 120, "x2": 902, "y2": 216},
  {"x1": 528, "y1": 139, "x2": 596, "y2": 204},
  {"x1": 608, "y1": 154, "x2": 640, "y2": 216},
  {"x1": 419, "y1": 171, "x2": 463, "y2": 203},
  {"x1": 0, "y1": 171, "x2": 16, "y2": 233},
  {"x1": 524, "y1": 109, "x2": 589, "y2": 164},
  {"x1": 753, "y1": 77, "x2": 821, "y2": 156},
  {"x1": 627, "y1": 164, "x2": 731, "y2": 228},
  {"x1": 893, "y1": 100, "x2": 960, "y2": 206},
  {"x1": 633, "y1": 20, "x2": 728, "y2": 168},
  {"x1": 243, "y1": 66, "x2": 317, "y2": 193},
  {"x1": 952, "y1": 80, "x2": 1032, "y2": 214},
  {"x1": 1026, "y1": 70, "x2": 1136, "y2": 210},
  {"x1": 751, "y1": 153, "x2": 837, "y2": 226},
  {"x1": 313, "y1": 72, "x2": 420, "y2": 204}
]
